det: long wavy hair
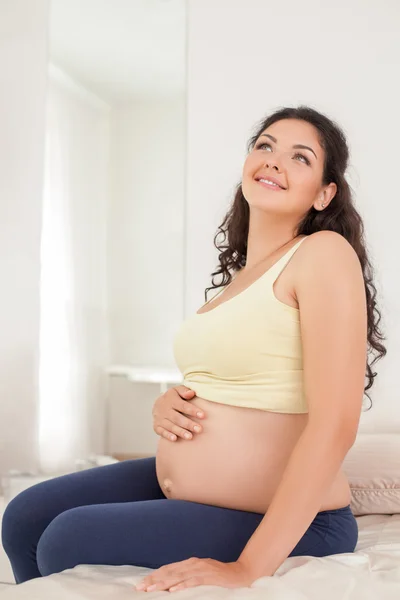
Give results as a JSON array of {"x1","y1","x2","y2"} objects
[{"x1": 204, "y1": 105, "x2": 387, "y2": 410}]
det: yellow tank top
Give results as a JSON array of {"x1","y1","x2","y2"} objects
[{"x1": 173, "y1": 237, "x2": 308, "y2": 414}]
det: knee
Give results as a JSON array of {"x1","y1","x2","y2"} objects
[
  {"x1": 36, "y1": 508, "x2": 83, "y2": 577},
  {"x1": 1, "y1": 488, "x2": 40, "y2": 556}
]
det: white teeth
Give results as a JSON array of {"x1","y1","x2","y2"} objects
[{"x1": 259, "y1": 178, "x2": 279, "y2": 187}]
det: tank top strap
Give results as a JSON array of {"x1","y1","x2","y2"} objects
[
  {"x1": 202, "y1": 236, "x2": 307, "y2": 307},
  {"x1": 202, "y1": 278, "x2": 234, "y2": 307},
  {"x1": 263, "y1": 236, "x2": 308, "y2": 289}
]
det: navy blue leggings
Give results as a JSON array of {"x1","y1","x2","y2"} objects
[{"x1": 1, "y1": 457, "x2": 358, "y2": 584}]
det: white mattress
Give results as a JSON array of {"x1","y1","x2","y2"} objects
[{"x1": 1, "y1": 514, "x2": 399, "y2": 599}]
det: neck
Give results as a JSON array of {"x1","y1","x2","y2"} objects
[{"x1": 243, "y1": 209, "x2": 300, "y2": 271}]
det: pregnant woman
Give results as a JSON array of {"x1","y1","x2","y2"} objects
[{"x1": 2, "y1": 106, "x2": 386, "y2": 593}]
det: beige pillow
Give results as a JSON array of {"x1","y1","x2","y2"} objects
[{"x1": 342, "y1": 433, "x2": 400, "y2": 516}]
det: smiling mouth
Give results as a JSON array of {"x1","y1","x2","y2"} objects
[{"x1": 256, "y1": 178, "x2": 285, "y2": 191}]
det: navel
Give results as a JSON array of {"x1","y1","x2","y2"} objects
[{"x1": 163, "y1": 478, "x2": 173, "y2": 493}]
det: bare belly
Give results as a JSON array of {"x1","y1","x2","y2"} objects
[{"x1": 155, "y1": 397, "x2": 352, "y2": 514}]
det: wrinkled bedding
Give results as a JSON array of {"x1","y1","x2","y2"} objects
[{"x1": 2, "y1": 514, "x2": 399, "y2": 599}]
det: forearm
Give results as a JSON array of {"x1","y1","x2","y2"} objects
[{"x1": 238, "y1": 423, "x2": 354, "y2": 580}]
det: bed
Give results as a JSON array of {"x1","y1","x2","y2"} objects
[
  {"x1": 0, "y1": 513, "x2": 399, "y2": 599},
  {"x1": 1, "y1": 434, "x2": 400, "y2": 599}
]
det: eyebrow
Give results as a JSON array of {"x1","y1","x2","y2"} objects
[{"x1": 258, "y1": 134, "x2": 317, "y2": 159}]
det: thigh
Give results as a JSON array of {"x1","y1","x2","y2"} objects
[
  {"x1": 289, "y1": 505, "x2": 359, "y2": 557},
  {"x1": 36, "y1": 500, "x2": 359, "y2": 578},
  {"x1": 36, "y1": 499, "x2": 264, "y2": 576},
  {"x1": 2, "y1": 457, "x2": 164, "y2": 554},
  {"x1": 8, "y1": 456, "x2": 163, "y2": 513}
]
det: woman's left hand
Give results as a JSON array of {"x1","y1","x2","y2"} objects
[{"x1": 135, "y1": 557, "x2": 255, "y2": 593}]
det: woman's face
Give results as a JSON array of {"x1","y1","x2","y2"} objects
[{"x1": 242, "y1": 118, "x2": 330, "y2": 217}]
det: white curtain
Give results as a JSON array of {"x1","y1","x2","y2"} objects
[
  {"x1": 38, "y1": 67, "x2": 110, "y2": 474},
  {"x1": 38, "y1": 89, "x2": 82, "y2": 474}
]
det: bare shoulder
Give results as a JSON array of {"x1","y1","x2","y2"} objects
[
  {"x1": 299, "y1": 230, "x2": 359, "y2": 259},
  {"x1": 293, "y1": 231, "x2": 363, "y2": 299}
]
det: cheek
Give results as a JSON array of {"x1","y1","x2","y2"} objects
[
  {"x1": 291, "y1": 176, "x2": 320, "y2": 211},
  {"x1": 290, "y1": 169, "x2": 316, "y2": 193},
  {"x1": 241, "y1": 156, "x2": 257, "y2": 190},
  {"x1": 242, "y1": 155, "x2": 254, "y2": 177},
  {"x1": 241, "y1": 172, "x2": 254, "y2": 200}
]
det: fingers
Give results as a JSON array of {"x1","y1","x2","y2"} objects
[
  {"x1": 157, "y1": 418, "x2": 199, "y2": 440},
  {"x1": 136, "y1": 562, "x2": 190, "y2": 592},
  {"x1": 156, "y1": 426, "x2": 177, "y2": 441},
  {"x1": 175, "y1": 385, "x2": 196, "y2": 399},
  {"x1": 175, "y1": 398, "x2": 206, "y2": 420},
  {"x1": 170, "y1": 410, "x2": 203, "y2": 434},
  {"x1": 136, "y1": 559, "x2": 204, "y2": 592},
  {"x1": 170, "y1": 576, "x2": 204, "y2": 592},
  {"x1": 137, "y1": 575, "x2": 184, "y2": 592},
  {"x1": 172, "y1": 386, "x2": 206, "y2": 419},
  {"x1": 152, "y1": 386, "x2": 206, "y2": 442}
]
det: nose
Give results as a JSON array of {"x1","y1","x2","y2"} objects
[{"x1": 264, "y1": 157, "x2": 282, "y2": 172}]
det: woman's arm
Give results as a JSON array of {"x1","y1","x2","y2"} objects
[
  {"x1": 239, "y1": 422, "x2": 355, "y2": 579},
  {"x1": 238, "y1": 232, "x2": 368, "y2": 580}
]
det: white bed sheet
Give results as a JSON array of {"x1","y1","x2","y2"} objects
[{"x1": 1, "y1": 514, "x2": 399, "y2": 599}]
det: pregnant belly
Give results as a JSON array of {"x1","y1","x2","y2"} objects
[{"x1": 155, "y1": 397, "x2": 351, "y2": 513}]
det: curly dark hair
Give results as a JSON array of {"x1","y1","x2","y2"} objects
[{"x1": 204, "y1": 105, "x2": 387, "y2": 411}]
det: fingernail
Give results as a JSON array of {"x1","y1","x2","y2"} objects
[
  {"x1": 147, "y1": 584, "x2": 157, "y2": 591},
  {"x1": 194, "y1": 425, "x2": 201, "y2": 432},
  {"x1": 197, "y1": 412, "x2": 203, "y2": 418}
]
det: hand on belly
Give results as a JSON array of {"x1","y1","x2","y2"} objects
[{"x1": 155, "y1": 397, "x2": 308, "y2": 513}]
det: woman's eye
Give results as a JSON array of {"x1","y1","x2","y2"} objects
[
  {"x1": 257, "y1": 142, "x2": 272, "y2": 151},
  {"x1": 293, "y1": 152, "x2": 310, "y2": 165},
  {"x1": 255, "y1": 143, "x2": 310, "y2": 166}
]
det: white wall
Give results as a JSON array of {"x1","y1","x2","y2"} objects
[
  {"x1": 106, "y1": 98, "x2": 185, "y2": 456},
  {"x1": 185, "y1": 0, "x2": 399, "y2": 432},
  {"x1": 108, "y1": 98, "x2": 186, "y2": 367},
  {"x1": 0, "y1": 0, "x2": 50, "y2": 485},
  {"x1": 1, "y1": 0, "x2": 398, "y2": 474}
]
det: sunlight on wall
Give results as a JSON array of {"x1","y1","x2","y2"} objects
[{"x1": 38, "y1": 123, "x2": 76, "y2": 474}]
